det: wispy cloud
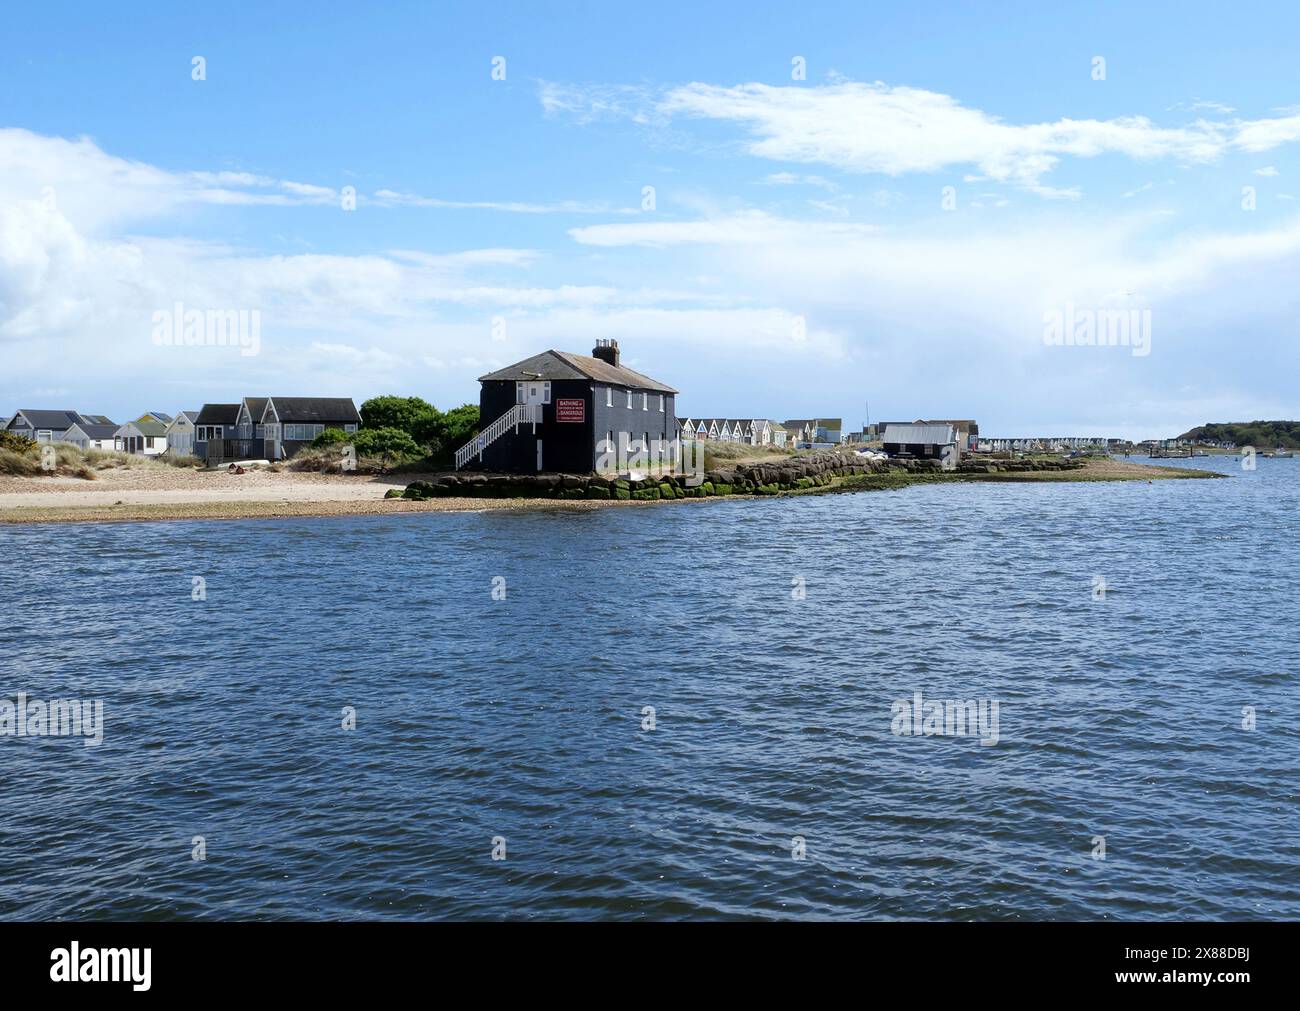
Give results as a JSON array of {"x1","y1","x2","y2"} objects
[
  {"x1": 371, "y1": 189, "x2": 637, "y2": 214},
  {"x1": 542, "y1": 80, "x2": 1300, "y2": 198},
  {"x1": 569, "y1": 210, "x2": 877, "y2": 247},
  {"x1": 761, "y1": 171, "x2": 838, "y2": 190}
]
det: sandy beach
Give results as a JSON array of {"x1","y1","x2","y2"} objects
[
  {"x1": 0, "y1": 456, "x2": 1221, "y2": 525},
  {"x1": 0, "y1": 465, "x2": 638, "y2": 524}
]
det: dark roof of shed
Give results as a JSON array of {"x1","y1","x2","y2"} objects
[
  {"x1": 478, "y1": 350, "x2": 677, "y2": 394},
  {"x1": 13, "y1": 410, "x2": 81, "y2": 429},
  {"x1": 74, "y1": 423, "x2": 121, "y2": 439},
  {"x1": 195, "y1": 403, "x2": 241, "y2": 426},
  {"x1": 243, "y1": 397, "x2": 269, "y2": 422},
  {"x1": 267, "y1": 397, "x2": 361, "y2": 423}
]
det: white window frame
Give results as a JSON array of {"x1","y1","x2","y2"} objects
[
  {"x1": 641, "y1": 392, "x2": 648, "y2": 411},
  {"x1": 605, "y1": 387, "x2": 612, "y2": 408},
  {"x1": 626, "y1": 389, "x2": 633, "y2": 409},
  {"x1": 659, "y1": 394, "x2": 664, "y2": 413},
  {"x1": 543, "y1": 381, "x2": 551, "y2": 404}
]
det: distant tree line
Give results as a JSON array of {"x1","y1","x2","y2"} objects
[{"x1": 1178, "y1": 420, "x2": 1300, "y2": 449}]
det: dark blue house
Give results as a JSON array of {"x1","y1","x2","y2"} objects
[{"x1": 458, "y1": 340, "x2": 678, "y2": 473}]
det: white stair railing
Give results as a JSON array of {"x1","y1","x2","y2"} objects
[{"x1": 454, "y1": 403, "x2": 540, "y2": 469}]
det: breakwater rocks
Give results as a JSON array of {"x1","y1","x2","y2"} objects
[
  {"x1": 954, "y1": 458, "x2": 1084, "y2": 474},
  {"x1": 396, "y1": 450, "x2": 871, "y2": 501},
  {"x1": 390, "y1": 452, "x2": 1085, "y2": 502}
]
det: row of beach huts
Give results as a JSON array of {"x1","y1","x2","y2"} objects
[{"x1": 3, "y1": 397, "x2": 362, "y2": 463}]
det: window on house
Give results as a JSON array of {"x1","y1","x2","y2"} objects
[
  {"x1": 659, "y1": 394, "x2": 664, "y2": 412},
  {"x1": 344, "y1": 423, "x2": 357, "y2": 433},
  {"x1": 543, "y1": 381, "x2": 551, "y2": 404},
  {"x1": 626, "y1": 389, "x2": 632, "y2": 409},
  {"x1": 605, "y1": 387, "x2": 612, "y2": 408},
  {"x1": 641, "y1": 392, "x2": 648, "y2": 411},
  {"x1": 283, "y1": 424, "x2": 325, "y2": 441},
  {"x1": 516, "y1": 382, "x2": 525, "y2": 405}
]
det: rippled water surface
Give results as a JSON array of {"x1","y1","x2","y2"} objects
[{"x1": 2, "y1": 456, "x2": 1297, "y2": 920}]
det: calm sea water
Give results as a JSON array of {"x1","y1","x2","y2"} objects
[{"x1": 2, "y1": 456, "x2": 1297, "y2": 921}]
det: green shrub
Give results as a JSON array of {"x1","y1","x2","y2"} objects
[
  {"x1": 351, "y1": 427, "x2": 421, "y2": 460},
  {"x1": 354, "y1": 395, "x2": 481, "y2": 465},
  {"x1": 411, "y1": 403, "x2": 480, "y2": 465},
  {"x1": 311, "y1": 428, "x2": 350, "y2": 448},
  {"x1": 359, "y1": 395, "x2": 436, "y2": 433},
  {"x1": 0, "y1": 432, "x2": 36, "y2": 454}
]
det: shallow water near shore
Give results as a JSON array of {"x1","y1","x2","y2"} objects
[{"x1": 1, "y1": 455, "x2": 1297, "y2": 920}]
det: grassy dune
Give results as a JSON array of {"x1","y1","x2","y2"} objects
[{"x1": 0, "y1": 443, "x2": 202, "y2": 479}]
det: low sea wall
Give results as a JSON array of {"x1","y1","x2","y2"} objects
[{"x1": 394, "y1": 451, "x2": 1085, "y2": 501}]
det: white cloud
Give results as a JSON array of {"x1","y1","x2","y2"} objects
[
  {"x1": 543, "y1": 80, "x2": 1300, "y2": 198},
  {"x1": 1231, "y1": 114, "x2": 1300, "y2": 153},
  {"x1": 0, "y1": 129, "x2": 349, "y2": 235},
  {"x1": 1254, "y1": 166, "x2": 1280, "y2": 177},
  {"x1": 656, "y1": 82, "x2": 1253, "y2": 196}
]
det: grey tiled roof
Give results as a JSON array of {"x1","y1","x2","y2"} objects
[
  {"x1": 194, "y1": 404, "x2": 241, "y2": 426},
  {"x1": 10, "y1": 410, "x2": 81, "y2": 430},
  {"x1": 266, "y1": 397, "x2": 361, "y2": 424},
  {"x1": 479, "y1": 350, "x2": 677, "y2": 393}
]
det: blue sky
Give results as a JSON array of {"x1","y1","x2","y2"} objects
[{"x1": 3, "y1": 1, "x2": 1299, "y2": 437}]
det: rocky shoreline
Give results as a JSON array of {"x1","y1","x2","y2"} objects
[{"x1": 395, "y1": 450, "x2": 1088, "y2": 501}]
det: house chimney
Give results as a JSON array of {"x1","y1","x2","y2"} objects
[{"x1": 592, "y1": 337, "x2": 620, "y2": 367}]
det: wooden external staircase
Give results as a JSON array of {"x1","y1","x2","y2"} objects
[{"x1": 454, "y1": 404, "x2": 541, "y2": 469}]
